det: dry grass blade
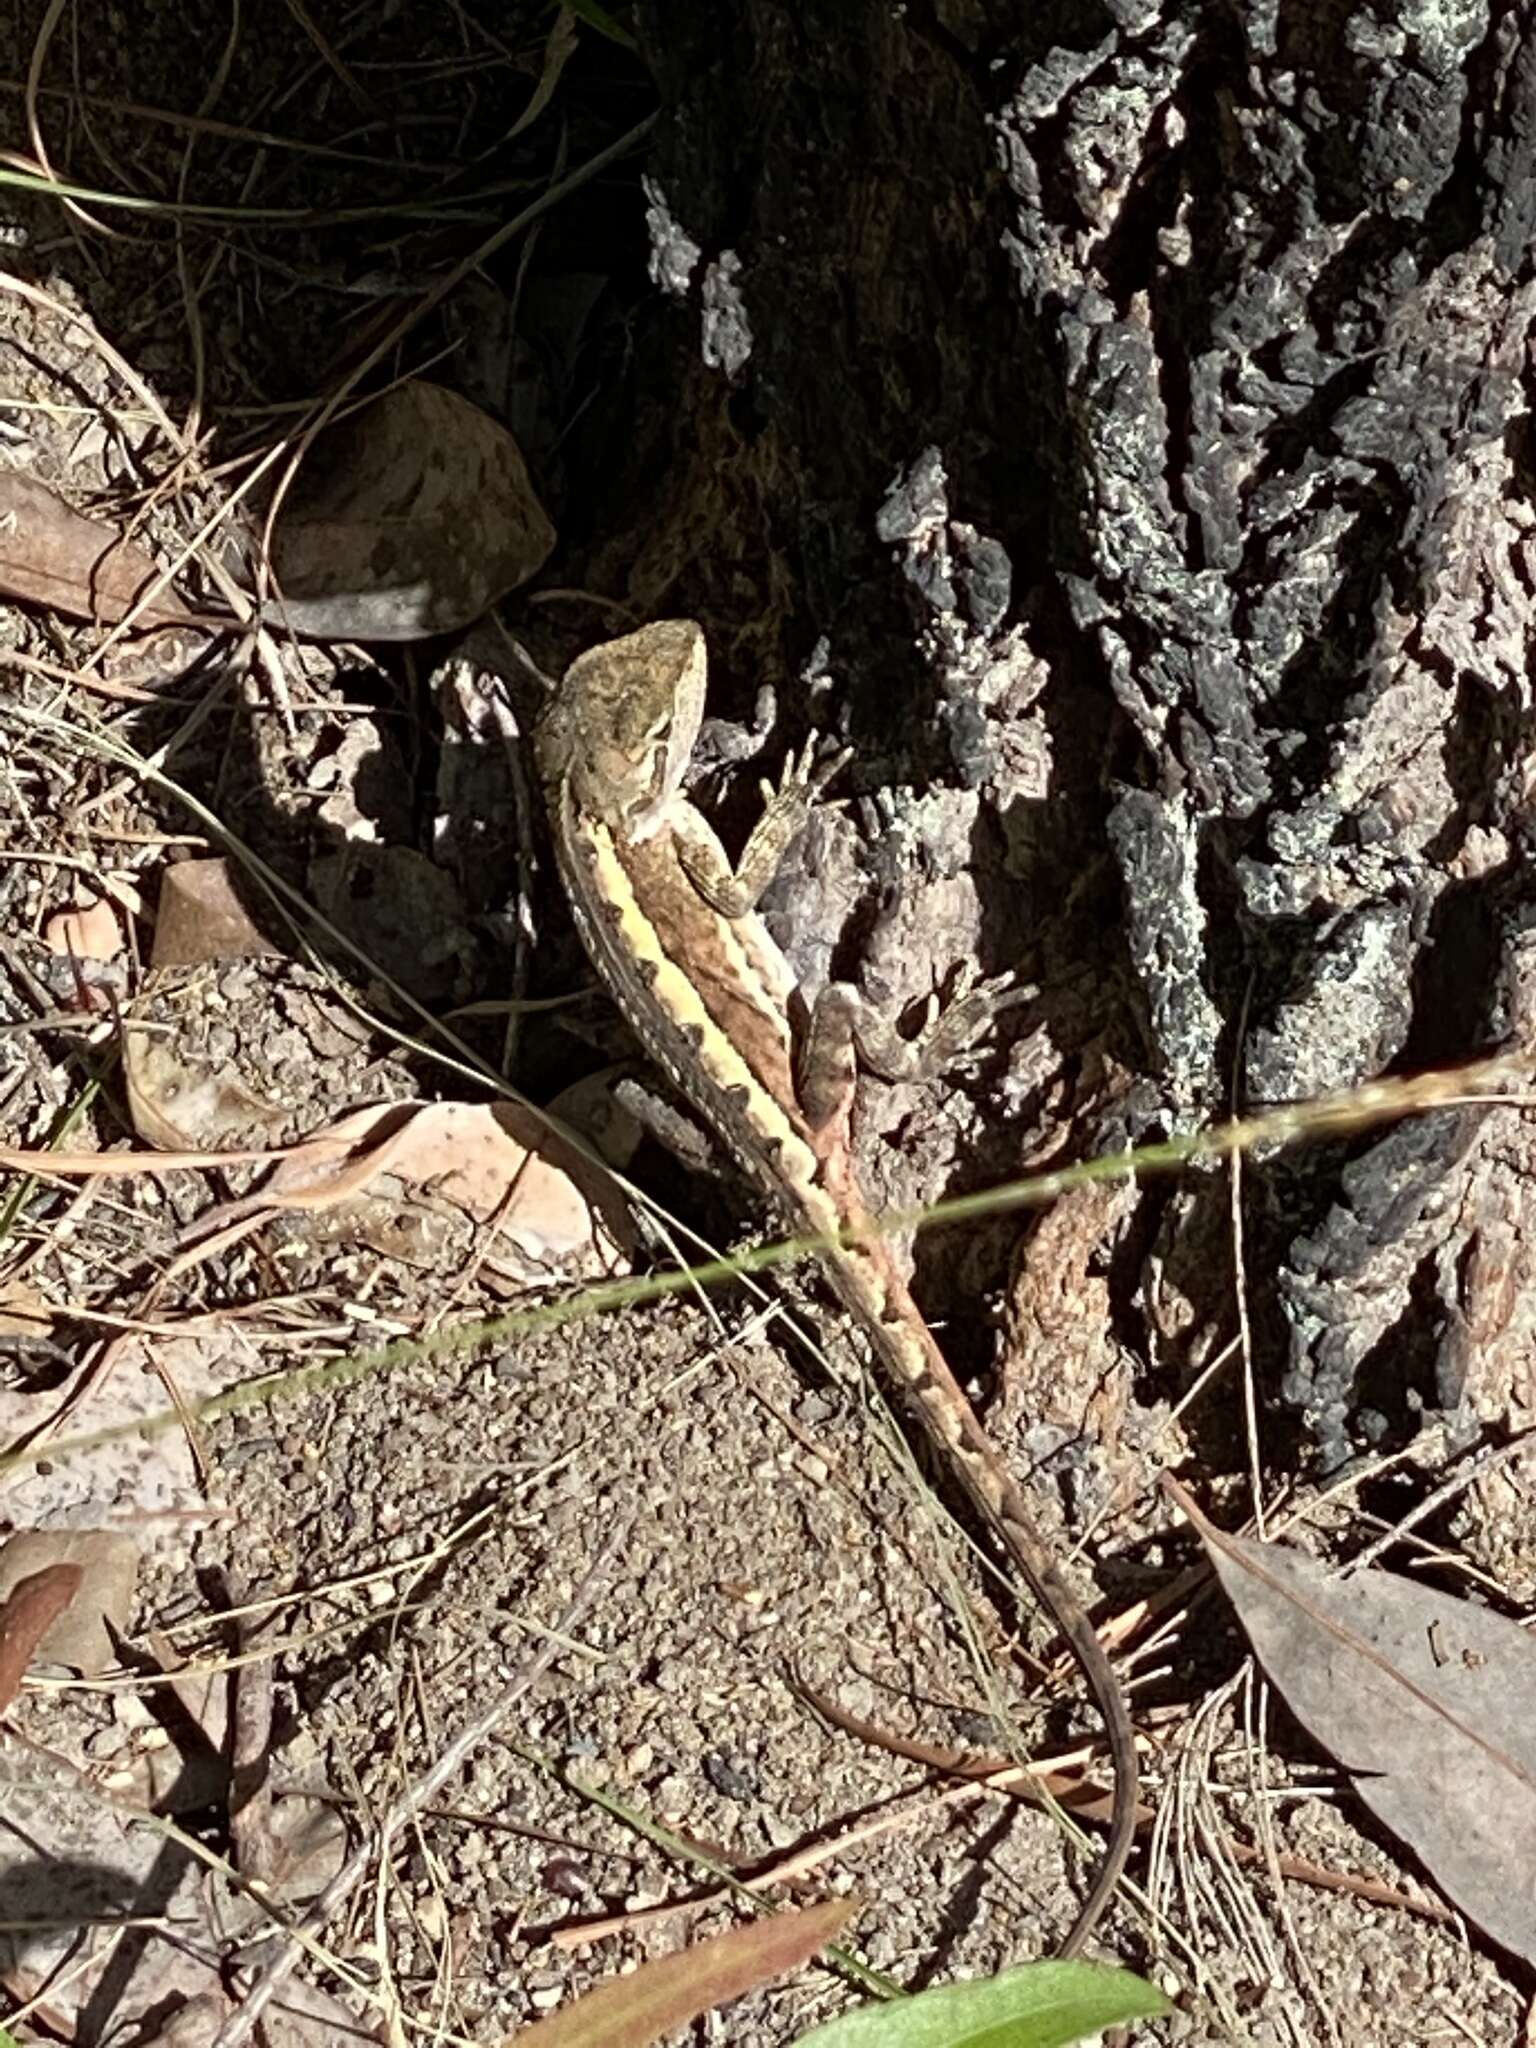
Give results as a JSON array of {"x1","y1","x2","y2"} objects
[
  {"x1": 503, "y1": 1897, "x2": 859, "y2": 2046},
  {"x1": 795, "y1": 1675, "x2": 1134, "y2": 1823},
  {"x1": 1173, "y1": 1477, "x2": 1536, "y2": 1963}
]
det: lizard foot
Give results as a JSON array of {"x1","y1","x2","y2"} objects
[{"x1": 682, "y1": 732, "x2": 851, "y2": 917}]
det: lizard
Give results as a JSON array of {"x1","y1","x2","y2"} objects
[{"x1": 536, "y1": 617, "x2": 1137, "y2": 1954}]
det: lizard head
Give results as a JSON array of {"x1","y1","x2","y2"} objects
[{"x1": 549, "y1": 620, "x2": 709, "y2": 836}]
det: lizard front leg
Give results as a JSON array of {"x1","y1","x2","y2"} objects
[
  {"x1": 798, "y1": 964, "x2": 1033, "y2": 1135},
  {"x1": 673, "y1": 732, "x2": 1030, "y2": 1135},
  {"x1": 677, "y1": 735, "x2": 850, "y2": 917}
]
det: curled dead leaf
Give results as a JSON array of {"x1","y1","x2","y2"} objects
[{"x1": 264, "y1": 381, "x2": 556, "y2": 641}]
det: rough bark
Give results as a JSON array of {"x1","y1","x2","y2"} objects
[{"x1": 596, "y1": 2, "x2": 1536, "y2": 1541}]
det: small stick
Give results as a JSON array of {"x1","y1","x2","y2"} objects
[{"x1": 208, "y1": 1519, "x2": 631, "y2": 2048}]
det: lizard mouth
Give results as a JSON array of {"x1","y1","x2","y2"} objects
[{"x1": 623, "y1": 788, "x2": 675, "y2": 840}]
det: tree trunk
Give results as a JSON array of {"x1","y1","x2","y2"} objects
[{"x1": 595, "y1": 2, "x2": 1536, "y2": 1596}]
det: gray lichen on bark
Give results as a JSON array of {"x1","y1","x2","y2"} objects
[
  {"x1": 634, "y1": 1, "x2": 1536, "y2": 1476},
  {"x1": 990, "y1": 9, "x2": 1536, "y2": 1466}
]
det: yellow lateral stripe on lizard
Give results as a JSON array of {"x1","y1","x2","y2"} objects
[
  {"x1": 583, "y1": 812, "x2": 832, "y2": 1209},
  {"x1": 540, "y1": 619, "x2": 1137, "y2": 1957}
]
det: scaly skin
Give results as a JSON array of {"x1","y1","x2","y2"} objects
[{"x1": 539, "y1": 620, "x2": 1137, "y2": 1952}]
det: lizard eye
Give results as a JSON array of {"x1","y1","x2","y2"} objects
[
  {"x1": 636, "y1": 708, "x2": 675, "y2": 757},
  {"x1": 613, "y1": 701, "x2": 674, "y2": 752}
]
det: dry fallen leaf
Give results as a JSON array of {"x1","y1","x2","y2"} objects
[
  {"x1": 0, "y1": 473, "x2": 194, "y2": 627},
  {"x1": 1178, "y1": 1479, "x2": 1536, "y2": 1963},
  {"x1": 0, "y1": 1528, "x2": 138, "y2": 1677},
  {"x1": 505, "y1": 1897, "x2": 858, "y2": 2046},
  {"x1": 44, "y1": 891, "x2": 125, "y2": 963},
  {"x1": 0, "y1": 1277, "x2": 57, "y2": 1342},
  {"x1": 258, "y1": 1100, "x2": 633, "y2": 1283},
  {"x1": 0, "y1": 1562, "x2": 82, "y2": 1712},
  {"x1": 265, "y1": 381, "x2": 556, "y2": 641}
]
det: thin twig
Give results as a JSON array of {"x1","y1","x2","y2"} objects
[
  {"x1": 1347, "y1": 1428, "x2": 1536, "y2": 1574},
  {"x1": 207, "y1": 1518, "x2": 631, "y2": 2048}
]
